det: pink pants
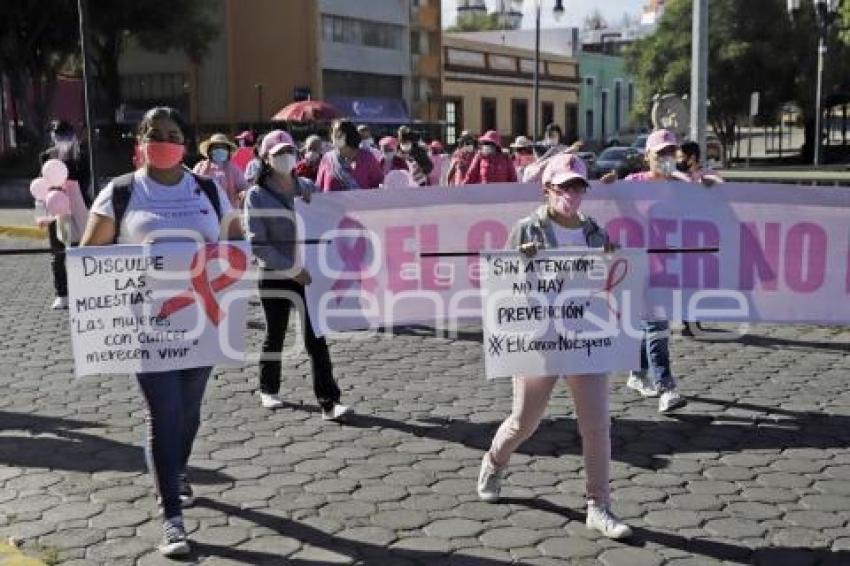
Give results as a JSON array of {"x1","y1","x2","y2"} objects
[{"x1": 488, "y1": 374, "x2": 610, "y2": 506}]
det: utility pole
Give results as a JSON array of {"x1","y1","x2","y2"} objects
[
  {"x1": 689, "y1": 0, "x2": 709, "y2": 163},
  {"x1": 532, "y1": 0, "x2": 541, "y2": 142},
  {"x1": 77, "y1": 0, "x2": 99, "y2": 199}
]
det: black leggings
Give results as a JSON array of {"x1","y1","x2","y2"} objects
[
  {"x1": 258, "y1": 275, "x2": 340, "y2": 410},
  {"x1": 48, "y1": 221, "x2": 67, "y2": 297}
]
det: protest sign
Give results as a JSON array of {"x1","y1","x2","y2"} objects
[
  {"x1": 482, "y1": 249, "x2": 644, "y2": 379},
  {"x1": 66, "y1": 241, "x2": 252, "y2": 377},
  {"x1": 298, "y1": 182, "x2": 850, "y2": 334}
]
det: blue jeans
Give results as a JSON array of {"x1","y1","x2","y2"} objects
[
  {"x1": 634, "y1": 320, "x2": 677, "y2": 392},
  {"x1": 136, "y1": 367, "x2": 212, "y2": 520}
]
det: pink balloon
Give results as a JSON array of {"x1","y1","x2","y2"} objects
[
  {"x1": 30, "y1": 178, "x2": 51, "y2": 200},
  {"x1": 42, "y1": 159, "x2": 68, "y2": 187},
  {"x1": 45, "y1": 190, "x2": 71, "y2": 217}
]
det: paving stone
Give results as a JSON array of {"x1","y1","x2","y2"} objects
[
  {"x1": 800, "y1": 494, "x2": 850, "y2": 512},
  {"x1": 425, "y1": 519, "x2": 486, "y2": 538},
  {"x1": 537, "y1": 536, "x2": 601, "y2": 558},
  {"x1": 668, "y1": 494, "x2": 724, "y2": 511},
  {"x1": 724, "y1": 502, "x2": 783, "y2": 520},
  {"x1": 598, "y1": 547, "x2": 664, "y2": 566},
  {"x1": 644, "y1": 509, "x2": 703, "y2": 529},
  {"x1": 479, "y1": 527, "x2": 542, "y2": 549},
  {"x1": 704, "y1": 518, "x2": 768, "y2": 538},
  {"x1": 785, "y1": 510, "x2": 846, "y2": 529},
  {"x1": 371, "y1": 509, "x2": 430, "y2": 529},
  {"x1": 336, "y1": 526, "x2": 397, "y2": 547}
]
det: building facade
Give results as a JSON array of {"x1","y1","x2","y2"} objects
[
  {"x1": 442, "y1": 34, "x2": 580, "y2": 145},
  {"x1": 118, "y1": 0, "x2": 438, "y2": 128},
  {"x1": 578, "y1": 52, "x2": 637, "y2": 146}
]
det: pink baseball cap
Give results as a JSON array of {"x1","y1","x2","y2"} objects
[
  {"x1": 646, "y1": 129, "x2": 679, "y2": 154},
  {"x1": 379, "y1": 136, "x2": 398, "y2": 151},
  {"x1": 479, "y1": 130, "x2": 502, "y2": 148},
  {"x1": 260, "y1": 130, "x2": 295, "y2": 157},
  {"x1": 542, "y1": 153, "x2": 589, "y2": 186},
  {"x1": 235, "y1": 130, "x2": 254, "y2": 143}
]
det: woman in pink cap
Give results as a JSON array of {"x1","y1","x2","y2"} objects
[
  {"x1": 316, "y1": 119, "x2": 384, "y2": 191},
  {"x1": 462, "y1": 130, "x2": 518, "y2": 185},
  {"x1": 477, "y1": 153, "x2": 632, "y2": 540},
  {"x1": 602, "y1": 128, "x2": 690, "y2": 414},
  {"x1": 447, "y1": 132, "x2": 477, "y2": 186},
  {"x1": 378, "y1": 136, "x2": 408, "y2": 175}
]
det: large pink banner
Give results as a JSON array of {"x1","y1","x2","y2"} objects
[{"x1": 297, "y1": 182, "x2": 850, "y2": 334}]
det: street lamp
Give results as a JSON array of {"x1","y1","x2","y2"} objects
[
  {"x1": 530, "y1": 0, "x2": 566, "y2": 142},
  {"x1": 788, "y1": 0, "x2": 840, "y2": 165}
]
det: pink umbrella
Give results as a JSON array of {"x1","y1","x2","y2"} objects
[{"x1": 272, "y1": 101, "x2": 343, "y2": 122}]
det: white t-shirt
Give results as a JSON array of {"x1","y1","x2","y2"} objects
[
  {"x1": 92, "y1": 171, "x2": 232, "y2": 244},
  {"x1": 552, "y1": 224, "x2": 586, "y2": 248}
]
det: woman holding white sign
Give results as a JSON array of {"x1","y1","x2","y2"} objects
[
  {"x1": 81, "y1": 107, "x2": 242, "y2": 558},
  {"x1": 477, "y1": 153, "x2": 633, "y2": 540},
  {"x1": 242, "y1": 130, "x2": 350, "y2": 421}
]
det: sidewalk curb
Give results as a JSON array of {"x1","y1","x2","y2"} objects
[{"x1": 0, "y1": 226, "x2": 47, "y2": 240}]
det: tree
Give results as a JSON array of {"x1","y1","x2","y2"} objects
[
  {"x1": 447, "y1": 11, "x2": 504, "y2": 32},
  {"x1": 87, "y1": 0, "x2": 217, "y2": 124},
  {"x1": 0, "y1": 0, "x2": 78, "y2": 150},
  {"x1": 584, "y1": 9, "x2": 608, "y2": 31},
  {"x1": 625, "y1": 0, "x2": 826, "y2": 164}
]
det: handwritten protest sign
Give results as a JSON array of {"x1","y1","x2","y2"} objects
[
  {"x1": 481, "y1": 249, "x2": 645, "y2": 380},
  {"x1": 66, "y1": 242, "x2": 252, "y2": 377}
]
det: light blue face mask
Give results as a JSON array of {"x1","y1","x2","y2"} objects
[{"x1": 210, "y1": 148, "x2": 230, "y2": 164}]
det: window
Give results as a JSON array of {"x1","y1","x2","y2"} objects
[
  {"x1": 541, "y1": 102, "x2": 554, "y2": 132},
  {"x1": 614, "y1": 81, "x2": 622, "y2": 132},
  {"x1": 323, "y1": 70, "x2": 403, "y2": 98},
  {"x1": 512, "y1": 99, "x2": 528, "y2": 137},
  {"x1": 600, "y1": 90, "x2": 608, "y2": 138},
  {"x1": 321, "y1": 15, "x2": 402, "y2": 49},
  {"x1": 482, "y1": 98, "x2": 497, "y2": 132},
  {"x1": 586, "y1": 109, "x2": 594, "y2": 140},
  {"x1": 411, "y1": 31, "x2": 421, "y2": 55},
  {"x1": 565, "y1": 104, "x2": 578, "y2": 142},
  {"x1": 445, "y1": 98, "x2": 462, "y2": 145}
]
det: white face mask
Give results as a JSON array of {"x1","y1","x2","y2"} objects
[
  {"x1": 547, "y1": 136, "x2": 560, "y2": 146},
  {"x1": 210, "y1": 148, "x2": 229, "y2": 164},
  {"x1": 657, "y1": 155, "x2": 677, "y2": 177},
  {"x1": 334, "y1": 137, "x2": 347, "y2": 150},
  {"x1": 481, "y1": 144, "x2": 496, "y2": 156},
  {"x1": 383, "y1": 150, "x2": 395, "y2": 159},
  {"x1": 462, "y1": 144, "x2": 475, "y2": 153},
  {"x1": 400, "y1": 143, "x2": 413, "y2": 153},
  {"x1": 271, "y1": 153, "x2": 296, "y2": 174}
]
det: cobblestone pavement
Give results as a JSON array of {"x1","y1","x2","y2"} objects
[{"x1": 1, "y1": 249, "x2": 849, "y2": 565}]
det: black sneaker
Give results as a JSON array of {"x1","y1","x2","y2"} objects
[{"x1": 158, "y1": 518, "x2": 190, "y2": 557}]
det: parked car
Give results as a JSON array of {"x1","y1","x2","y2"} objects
[
  {"x1": 631, "y1": 134, "x2": 649, "y2": 154},
  {"x1": 575, "y1": 151, "x2": 598, "y2": 178},
  {"x1": 595, "y1": 146, "x2": 644, "y2": 179}
]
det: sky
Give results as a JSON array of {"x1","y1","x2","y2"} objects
[{"x1": 441, "y1": 0, "x2": 647, "y2": 29}]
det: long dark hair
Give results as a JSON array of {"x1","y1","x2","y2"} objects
[
  {"x1": 332, "y1": 119, "x2": 360, "y2": 150},
  {"x1": 137, "y1": 107, "x2": 188, "y2": 139}
]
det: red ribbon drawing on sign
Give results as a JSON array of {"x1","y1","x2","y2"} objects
[
  {"x1": 329, "y1": 216, "x2": 377, "y2": 303},
  {"x1": 158, "y1": 244, "x2": 248, "y2": 326},
  {"x1": 589, "y1": 258, "x2": 629, "y2": 320}
]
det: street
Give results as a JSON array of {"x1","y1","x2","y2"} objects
[{"x1": 0, "y1": 244, "x2": 849, "y2": 565}]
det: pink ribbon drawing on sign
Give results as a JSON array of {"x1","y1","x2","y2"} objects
[
  {"x1": 589, "y1": 258, "x2": 629, "y2": 321},
  {"x1": 158, "y1": 244, "x2": 248, "y2": 326},
  {"x1": 329, "y1": 216, "x2": 378, "y2": 304}
]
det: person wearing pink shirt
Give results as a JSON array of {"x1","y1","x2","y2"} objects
[
  {"x1": 462, "y1": 130, "x2": 518, "y2": 185},
  {"x1": 193, "y1": 133, "x2": 248, "y2": 207},
  {"x1": 315, "y1": 120, "x2": 384, "y2": 191},
  {"x1": 477, "y1": 153, "x2": 632, "y2": 540}
]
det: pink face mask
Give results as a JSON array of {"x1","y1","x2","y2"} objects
[
  {"x1": 142, "y1": 141, "x2": 185, "y2": 170},
  {"x1": 551, "y1": 192, "x2": 583, "y2": 217}
]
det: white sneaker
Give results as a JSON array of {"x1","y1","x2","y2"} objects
[
  {"x1": 158, "y1": 518, "x2": 190, "y2": 557},
  {"x1": 321, "y1": 404, "x2": 351, "y2": 421},
  {"x1": 477, "y1": 453, "x2": 503, "y2": 503},
  {"x1": 51, "y1": 296, "x2": 69, "y2": 310},
  {"x1": 658, "y1": 390, "x2": 687, "y2": 414},
  {"x1": 626, "y1": 372, "x2": 659, "y2": 397},
  {"x1": 586, "y1": 504, "x2": 633, "y2": 539},
  {"x1": 259, "y1": 392, "x2": 284, "y2": 409}
]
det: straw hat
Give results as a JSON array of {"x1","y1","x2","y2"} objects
[{"x1": 199, "y1": 133, "x2": 237, "y2": 158}]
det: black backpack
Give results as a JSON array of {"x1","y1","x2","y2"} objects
[{"x1": 109, "y1": 172, "x2": 222, "y2": 244}]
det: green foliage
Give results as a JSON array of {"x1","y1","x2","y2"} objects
[{"x1": 447, "y1": 12, "x2": 504, "y2": 32}]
